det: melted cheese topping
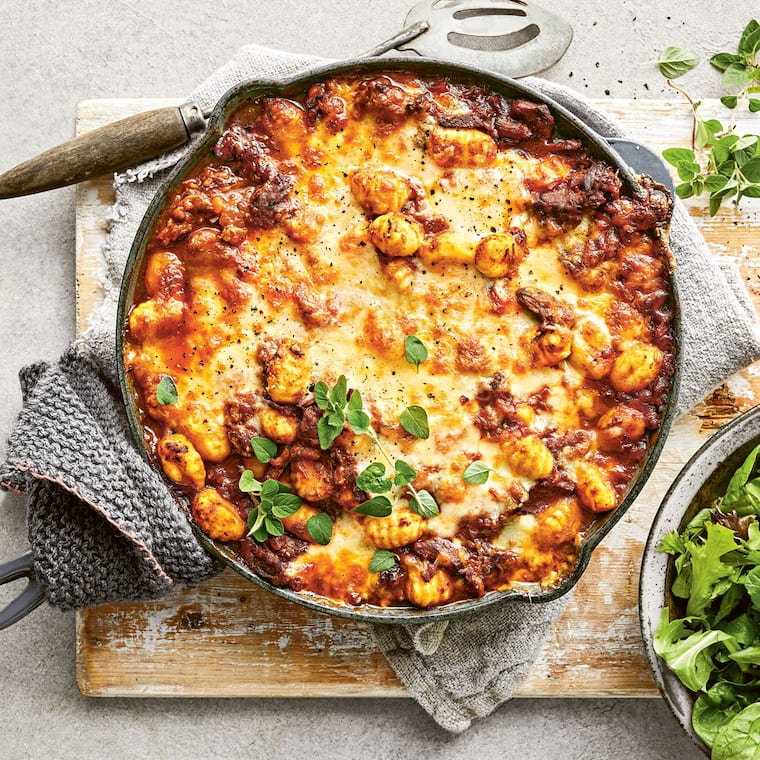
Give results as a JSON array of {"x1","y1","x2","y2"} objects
[{"x1": 125, "y1": 73, "x2": 675, "y2": 609}]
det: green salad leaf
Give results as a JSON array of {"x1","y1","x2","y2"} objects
[
  {"x1": 723, "y1": 444, "x2": 760, "y2": 509},
  {"x1": 686, "y1": 522, "x2": 740, "y2": 617},
  {"x1": 712, "y1": 703, "x2": 760, "y2": 759},
  {"x1": 656, "y1": 438, "x2": 760, "y2": 751},
  {"x1": 654, "y1": 610, "x2": 734, "y2": 691},
  {"x1": 692, "y1": 683, "x2": 749, "y2": 749}
]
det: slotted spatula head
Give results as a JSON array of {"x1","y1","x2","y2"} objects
[{"x1": 397, "y1": 0, "x2": 573, "y2": 78}]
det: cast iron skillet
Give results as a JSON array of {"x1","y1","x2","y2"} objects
[{"x1": 1, "y1": 57, "x2": 683, "y2": 628}]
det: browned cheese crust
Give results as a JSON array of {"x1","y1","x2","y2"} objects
[{"x1": 124, "y1": 73, "x2": 675, "y2": 609}]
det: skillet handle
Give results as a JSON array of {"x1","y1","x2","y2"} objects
[
  {"x1": 0, "y1": 103, "x2": 206, "y2": 199},
  {"x1": 0, "y1": 552, "x2": 45, "y2": 630},
  {"x1": 607, "y1": 137, "x2": 675, "y2": 196}
]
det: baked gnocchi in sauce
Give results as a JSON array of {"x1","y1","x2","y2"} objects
[{"x1": 124, "y1": 73, "x2": 675, "y2": 608}]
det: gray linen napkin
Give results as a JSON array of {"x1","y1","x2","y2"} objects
[{"x1": 2, "y1": 46, "x2": 760, "y2": 734}]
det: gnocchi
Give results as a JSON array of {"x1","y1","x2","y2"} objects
[
  {"x1": 350, "y1": 167, "x2": 415, "y2": 215},
  {"x1": 418, "y1": 231, "x2": 477, "y2": 267},
  {"x1": 610, "y1": 342, "x2": 664, "y2": 393},
  {"x1": 260, "y1": 339, "x2": 312, "y2": 405},
  {"x1": 402, "y1": 556, "x2": 454, "y2": 608},
  {"x1": 368, "y1": 213, "x2": 423, "y2": 257},
  {"x1": 191, "y1": 488, "x2": 246, "y2": 541},
  {"x1": 426, "y1": 126, "x2": 497, "y2": 168},
  {"x1": 156, "y1": 434, "x2": 206, "y2": 489},
  {"x1": 474, "y1": 231, "x2": 526, "y2": 279},
  {"x1": 503, "y1": 435, "x2": 555, "y2": 481},
  {"x1": 574, "y1": 461, "x2": 617, "y2": 513},
  {"x1": 362, "y1": 506, "x2": 425, "y2": 549}
]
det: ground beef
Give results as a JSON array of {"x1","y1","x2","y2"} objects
[
  {"x1": 247, "y1": 171, "x2": 297, "y2": 230},
  {"x1": 354, "y1": 76, "x2": 415, "y2": 129},
  {"x1": 213, "y1": 125, "x2": 274, "y2": 183},
  {"x1": 528, "y1": 161, "x2": 622, "y2": 225},
  {"x1": 304, "y1": 81, "x2": 347, "y2": 133},
  {"x1": 238, "y1": 534, "x2": 308, "y2": 587},
  {"x1": 223, "y1": 393, "x2": 261, "y2": 456}
]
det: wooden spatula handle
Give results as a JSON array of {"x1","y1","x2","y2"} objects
[{"x1": 0, "y1": 106, "x2": 194, "y2": 199}]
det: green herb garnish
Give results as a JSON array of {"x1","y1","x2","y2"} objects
[
  {"x1": 410, "y1": 489, "x2": 439, "y2": 518},
  {"x1": 369, "y1": 549, "x2": 397, "y2": 573},
  {"x1": 251, "y1": 437, "x2": 277, "y2": 464},
  {"x1": 393, "y1": 460, "x2": 416, "y2": 486},
  {"x1": 156, "y1": 375, "x2": 178, "y2": 405},
  {"x1": 463, "y1": 461, "x2": 493, "y2": 485},
  {"x1": 356, "y1": 462, "x2": 393, "y2": 494},
  {"x1": 404, "y1": 335, "x2": 428, "y2": 371},
  {"x1": 240, "y1": 472, "x2": 301, "y2": 542},
  {"x1": 656, "y1": 46, "x2": 700, "y2": 78},
  {"x1": 306, "y1": 513, "x2": 333, "y2": 545},
  {"x1": 400, "y1": 405, "x2": 430, "y2": 439},
  {"x1": 314, "y1": 375, "x2": 361, "y2": 449},
  {"x1": 354, "y1": 495, "x2": 393, "y2": 517},
  {"x1": 657, "y1": 20, "x2": 760, "y2": 215},
  {"x1": 312, "y1": 377, "x2": 436, "y2": 518}
]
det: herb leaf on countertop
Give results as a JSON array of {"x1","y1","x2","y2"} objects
[
  {"x1": 656, "y1": 46, "x2": 699, "y2": 78},
  {"x1": 659, "y1": 20, "x2": 760, "y2": 215}
]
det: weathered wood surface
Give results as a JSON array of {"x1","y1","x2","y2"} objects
[{"x1": 75, "y1": 98, "x2": 760, "y2": 698}]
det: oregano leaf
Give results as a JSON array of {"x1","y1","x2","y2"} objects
[
  {"x1": 156, "y1": 375, "x2": 178, "y2": 405},
  {"x1": 369, "y1": 549, "x2": 397, "y2": 573},
  {"x1": 314, "y1": 381, "x2": 330, "y2": 410},
  {"x1": 404, "y1": 335, "x2": 428, "y2": 370},
  {"x1": 463, "y1": 461, "x2": 492, "y2": 485},
  {"x1": 347, "y1": 409, "x2": 371, "y2": 435},
  {"x1": 662, "y1": 147, "x2": 696, "y2": 166},
  {"x1": 251, "y1": 437, "x2": 277, "y2": 463},
  {"x1": 347, "y1": 389, "x2": 363, "y2": 412},
  {"x1": 239, "y1": 470, "x2": 263, "y2": 494},
  {"x1": 356, "y1": 462, "x2": 392, "y2": 494},
  {"x1": 264, "y1": 516, "x2": 284, "y2": 537},
  {"x1": 329, "y1": 374, "x2": 348, "y2": 408},
  {"x1": 394, "y1": 460, "x2": 416, "y2": 486},
  {"x1": 317, "y1": 415, "x2": 343, "y2": 450},
  {"x1": 354, "y1": 495, "x2": 393, "y2": 517},
  {"x1": 400, "y1": 405, "x2": 430, "y2": 439},
  {"x1": 656, "y1": 46, "x2": 699, "y2": 78},
  {"x1": 410, "y1": 489, "x2": 439, "y2": 518},
  {"x1": 306, "y1": 513, "x2": 333, "y2": 545}
]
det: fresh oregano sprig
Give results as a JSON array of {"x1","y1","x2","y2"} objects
[
  {"x1": 710, "y1": 19, "x2": 760, "y2": 111},
  {"x1": 239, "y1": 472, "x2": 334, "y2": 545},
  {"x1": 655, "y1": 20, "x2": 760, "y2": 215},
  {"x1": 315, "y1": 375, "x2": 439, "y2": 518},
  {"x1": 239, "y1": 475, "x2": 302, "y2": 542},
  {"x1": 239, "y1": 438, "x2": 333, "y2": 545}
]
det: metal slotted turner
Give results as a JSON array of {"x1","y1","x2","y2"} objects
[{"x1": 364, "y1": 0, "x2": 573, "y2": 78}]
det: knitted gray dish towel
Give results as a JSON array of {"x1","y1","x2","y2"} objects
[{"x1": 2, "y1": 46, "x2": 760, "y2": 735}]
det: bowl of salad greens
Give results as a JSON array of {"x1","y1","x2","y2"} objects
[{"x1": 640, "y1": 405, "x2": 760, "y2": 759}]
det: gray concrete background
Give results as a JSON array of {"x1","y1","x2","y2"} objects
[{"x1": 0, "y1": 1, "x2": 752, "y2": 757}]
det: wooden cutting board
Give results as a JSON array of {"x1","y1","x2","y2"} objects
[{"x1": 74, "y1": 97, "x2": 760, "y2": 698}]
